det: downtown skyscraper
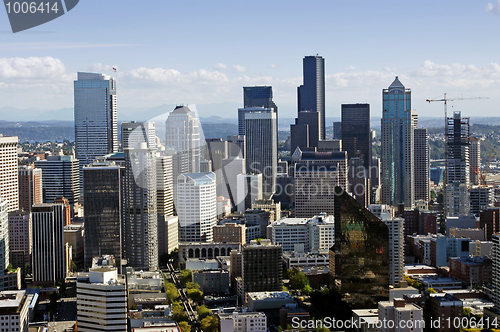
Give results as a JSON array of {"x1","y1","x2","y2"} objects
[
  {"x1": 381, "y1": 77, "x2": 414, "y2": 207},
  {"x1": 74, "y1": 72, "x2": 118, "y2": 176},
  {"x1": 446, "y1": 112, "x2": 470, "y2": 216},
  {"x1": 0, "y1": 136, "x2": 19, "y2": 212},
  {"x1": 297, "y1": 55, "x2": 325, "y2": 140}
]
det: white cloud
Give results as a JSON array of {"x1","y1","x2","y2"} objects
[
  {"x1": 344, "y1": 65, "x2": 356, "y2": 71},
  {"x1": 232, "y1": 65, "x2": 247, "y2": 73},
  {"x1": 88, "y1": 63, "x2": 117, "y2": 72},
  {"x1": 486, "y1": 0, "x2": 500, "y2": 14},
  {"x1": 0, "y1": 57, "x2": 68, "y2": 80},
  {"x1": 125, "y1": 67, "x2": 228, "y2": 85},
  {"x1": 213, "y1": 63, "x2": 228, "y2": 70},
  {"x1": 270, "y1": 64, "x2": 278, "y2": 68}
]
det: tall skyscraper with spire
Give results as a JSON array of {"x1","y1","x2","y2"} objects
[
  {"x1": 297, "y1": 55, "x2": 325, "y2": 141},
  {"x1": 74, "y1": 72, "x2": 118, "y2": 176},
  {"x1": 381, "y1": 77, "x2": 414, "y2": 207}
]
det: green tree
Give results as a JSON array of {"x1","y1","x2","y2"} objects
[
  {"x1": 304, "y1": 284, "x2": 312, "y2": 295},
  {"x1": 463, "y1": 307, "x2": 472, "y2": 317},
  {"x1": 164, "y1": 281, "x2": 180, "y2": 302},
  {"x1": 187, "y1": 288, "x2": 204, "y2": 303},
  {"x1": 200, "y1": 315, "x2": 219, "y2": 332},
  {"x1": 426, "y1": 288, "x2": 437, "y2": 294},
  {"x1": 172, "y1": 301, "x2": 189, "y2": 322},
  {"x1": 178, "y1": 321, "x2": 191, "y2": 332},
  {"x1": 180, "y1": 269, "x2": 192, "y2": 285},
  {"x1": 197, "y1": 305, "x2": 212, "y2": 320},
  {"x1": 290, "y1": 271, "x2": 310, "y2": 290},
  {"x1": 186, "y1": 281, "x2": 200, "y2": 290}
]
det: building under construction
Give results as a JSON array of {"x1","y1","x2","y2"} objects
[{"x1": 446, "y1": 111, "x2": 470, "y2": 217}]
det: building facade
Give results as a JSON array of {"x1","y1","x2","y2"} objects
[
  {"x1": 7, "y1": 210, "x2": 31, "y2": 270},
  {"x1": 414, "y1": 128, "x2": 430, "y2": 203},
  {"x1": 18, "y1": 165, "x2": 42, "y2": 213},
  {"x1": 74, "y1": 72, "x2": 118, "y2": 177},
  {"x1": 0, "y1": 136, "x2": 19, "y2": 212},
  {"x1": 381, "y1": 77, "x2": 414, "y2": 207},
  {"x1": 242, "y1": 240, "x2": 282, "y2": 294},
  {"x1": 34, "y1": 155, "x2": 80, "y2": 204},
  {"x1": 245, "y1": 110, "x2": 277, "y2": 196},
  {"x1": 298, "y1": 55, "x2": 325, "y2": 140},
  {"x1": 177, "y1": 172, "x2": 217, "y2": 242}
]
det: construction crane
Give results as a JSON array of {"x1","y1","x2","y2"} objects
[{"x1": 426, "y1": 93, "x2": 489, "y2": 216}]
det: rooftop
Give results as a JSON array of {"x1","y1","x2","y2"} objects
[{"x1": 247, "y1": 291, "x2": 293, "y2": 301}]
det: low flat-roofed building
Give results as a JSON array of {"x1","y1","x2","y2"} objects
[
  {"x1": 0, "y1": 290, "x2": 30, "y2": 332},
  {"x1": 428, "y1": 293, "x2": 463, "y2": 332},
  {"x1": 411, "y1": 274, "x2": 463, "y2": 289},
  {"x1": 185, "y1": 258, "x2": 219, "y2": 271},
  {"x1": 247, "y1": 291, "x2": 294, "y2": 311},
  {"x1": 279, "y1": 303, "x2": 310, "y2": 329},
  {"x1": 443, "y1": 289, "x2": 494, "y2": 316},
  {"x1": 132, "y1": 321, "x2": 180, "y2": 332},
  {"x1": 449, "y1": 227, "x2": 485, "y2": 241},
  {"x1": 192, "y1": 269, "x2": 230, "y2": 294},
  {"x1": 352, "y1": 308, "x2": 379, "y2": 332},
  {"x1": 469, "y1": 240, "x2": 493, "y2": 257},
  {"x1": 388, "y1": 284, "x2": 419, "y2": 301},
  {"x1": 283, "y1": 250, "x2": 329, "y2": 269},
  {"x1": 378, "y1": 298, "x2": 424, "y2": 332},
  {"x1": 449, "y1": 256, "x2": 492, "y2": 285},
  {"x1": 129, "y1": 305, "x2": 174, "y2": 329},
  {"x1": 218, "y1": 310, "x2": 267, "y2": 332}
]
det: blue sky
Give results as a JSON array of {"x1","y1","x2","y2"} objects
[{"x1": 1, "y1": 0, "x2": 500, "y2": 120}]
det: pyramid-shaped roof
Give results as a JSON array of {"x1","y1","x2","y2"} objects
[{"x1": 389, "y1": 76, "x2": 405, "y2": 89}]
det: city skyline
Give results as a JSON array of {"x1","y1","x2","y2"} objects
[{"x1": 1, "y1": 1, "x2": 500, "y2": 120}]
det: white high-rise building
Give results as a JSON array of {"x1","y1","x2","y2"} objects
[
  {"x1": 122, "y1": 121, "x2": 156, "y2": 150},
  {"x1": 74, "y1": 72, "x2": 118, "y2": 176},
  {"x1": 0, "y1": 290, "x2": 30, "y2": 332},
  {"x1": 77, "y1": 267, "x2": 127, "y2": 332},
  {"x1": 268, "y1": 214, "x2": 334, "y2": 252},
  {"x1": 165, "y1": 105, "x2": 201, "y2": 175},
  {"x1": 32, "y1": 203, "x2": 65, "y2": 286},
  {"x1": 177, "y1": 172, "x2": 217, "y2": 242},
  {"x1": 0, "y1": 136, "x2": 19, "y2": 212},
  {"x1": 378, "y1": 299, "x2": 423, "y2": 332},
  {"x1": 469, "y1": 137, "x2": 481, "y2": 185},
  {"x1": 0, "y1": 197, "x2": 8, "y2": 291},
  {"x1": 382, "y1": 217, "x2": 405, "y2": 287}
]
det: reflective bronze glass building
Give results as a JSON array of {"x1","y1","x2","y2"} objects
[
  {"x1": 83, "y1": 161, "x2": 122, "y2": 268},
  {"x1": 330, "y1": 187, "x2": 389, "y2": 308}
]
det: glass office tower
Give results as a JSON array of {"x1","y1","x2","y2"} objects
[
  {"x1": 330, "y1": 188, "x2": 389, "y2": 308},
  {"x1": 298, "y1": 55, "x2": 325, "y2": 140},
  {"x1": 74, "y1": 72, "x2": 118, "y2": 191},
  {"x1": 381, "y1": 76, "x2": 414, "y2": 207}
]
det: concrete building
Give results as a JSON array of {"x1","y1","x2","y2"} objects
[
  {"x1": 252, "y1": 198, "x2": 281, "y2": 223},
  {"x1": 449, "y1": 256, "x2": 492, "y2": 285},
  {"x1": 469, "y1": 137, "x2": 481, "y2": 185},
  {"x1": 18, "y1": 165, "x2": 42, "y2": 213},
  {"x1": 192, "y1": 269, "x2": 229, "y2": 294},
  {"x1": 7, "y1": 210, "x2": 30, "y2": 270},
  {"x1": 77, "y1": 267, "x2": 127, "y2": 331},
  {"x1": 446, "y1": 215, "x2": 477, "y2": 236},
  {"x1": 480, "y1": 208, "x2": 500, "y2": 241},
  {"x1": 237, "y1": 174, "x2": 262, "y2": 213},
  {"x1": 0, "y1": 290, "x2": 30, "y2": 332},
  {"x1": 220, "y1": 156, "x2": 245, "y2": 209},
  {"x1": 156, "y1": 155, "x2": 174, "y2": 217},
  {"x1": 469, "y1": 240, "x2": 493, "y2": 257},
  {"x1": 290, "y1": 110, "x2": 320, "y2": 152},
  {"x1": 177, "y1": 172, "x2": 217, "y2": 243},
  {"x1": 218, "y1": 310, "x2": 267, "y2": 332},
  {"x1": 430, "y1": 234, "x2": 470, "y2": 267},
  {"x1": 121, "y1": 121, "x2": 156, "y2": 150},
  {"x1": 268, "y1": 214, "x2": 334, "y2": 252},
  {"x1": 178, "y1": 242, "x2": 241, "y2": 263},
  {"x1": 242, "y1": 240, "x2": 282, "y2": 294},
  {"x1": 449, "y1": 227, "x2": 485, "y2": 241},
  {"x1": 74, "y1": 72, "x2": 118, "y2": 180},
  {"x1": 64, "y1": 224, "x2": 84, "y2": 267},
  {"x1": 469, "y1": 185, "x2": 494, "y2": 216},
  {"x1": 34, "y1": 155, "x2": 80, "y2": 205},
  {"x1": 0, "y1": 197, "x2": 8, "y2": 291},
  {"x1": 414, "y1": 128, "x2": 430, "y2": 203},
  {"x1": 31, "y1": 203, "x2": 65, "y2": 286},
  {"x1": 382, "y1": 217, "x2": 404, "y2": 287},
  {"x1": 381, "y1": 77, "x2": 414, "y2": 207},
  {"x1": 0, "y1": 136, "x2": 19, "y2": 212},
  {"x1": 378, "y1": 298, "x2": 423, "y2": 332},
  {"x1": 293, "y1": 148, "x2": 348, "y2": 218},
  {"x1": 227, "y1": 135, "x2": 245, "y2": 159},
  {"x1": 158, "y1": 215, "x2": 179, "y2": 257},
  {"x1": 213, "y1": 223, "x2": 246, "y2": 245},
  {"x1": 247, "y1": 291, "x2": 294, "y2": 311},
  {"x1": 428, "y1": 293, "x2": 463, "y2": 332}
]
